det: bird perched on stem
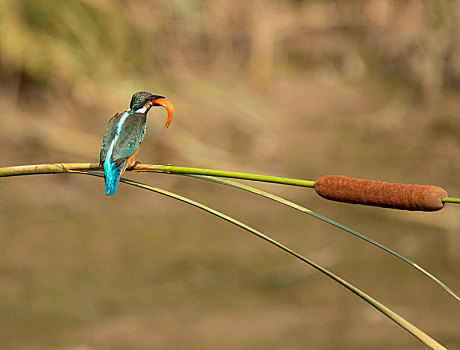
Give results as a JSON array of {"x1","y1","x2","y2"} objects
[{"x1": 99, "y1": 91, "x2": 175, "y2": 196}]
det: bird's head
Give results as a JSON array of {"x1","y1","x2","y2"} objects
[{"x1": 130, "y1": 91, "x2": 175, "y2": 128}]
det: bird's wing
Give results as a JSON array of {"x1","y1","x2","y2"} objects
[
  {"x1": 112, "y1": 113, "x2": 147, "y2": 167},
  {"x1": 100, "y1": 113, "x2": 122, "y2": 165}
]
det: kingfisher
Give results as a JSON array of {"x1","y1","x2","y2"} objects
[{"x1": 99, "y1": 91, "x2": 175, "y2": 196}]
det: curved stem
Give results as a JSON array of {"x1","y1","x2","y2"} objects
[
  {"x1": 186, "y1": 174, "x2": 460, "y2": 302},
  {"x1": 2, "y1": 163, "x2": 459, "y2": 205},
  {"x1": 0, "y1": 162, "x2": 316, "y2": 187},
  {"x1": 0, "y1": 162, "x2": 450, "y2": 349},
  {"x1": 133, "y1": 163, "x2": 316, "y2": 188},
  {"x1": 90, "y1": 171, "x2": 445, "y2": 350}
]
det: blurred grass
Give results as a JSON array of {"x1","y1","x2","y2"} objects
[{"x1": 1, "y1": 0, "x2": 460, "y2": 349}]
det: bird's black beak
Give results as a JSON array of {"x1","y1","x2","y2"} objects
[{"x1": 150, "y1": 95, "x2": 165, "y2": 105}]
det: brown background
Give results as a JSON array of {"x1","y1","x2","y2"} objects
[{"x1": 1, "y1": 1, "x2": 459, "y2": 349}]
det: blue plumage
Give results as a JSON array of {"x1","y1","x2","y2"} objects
[
  {"x1": 100, "y1": 110, "x2": 147, "y2": 196},
  {"x1": 99, "y1": 92, "x2": 173, "y2": 196},
  {"x1": 103, "y1": 154, "x2": 122, "y2": 196}
]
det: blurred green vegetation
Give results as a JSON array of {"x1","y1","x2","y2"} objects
[{"x1": 1, "y1": 0, "x2": 460, "y2": 349}]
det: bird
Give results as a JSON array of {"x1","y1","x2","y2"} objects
[{"x1": 99, "y1": 91, "x2": 175, "y2": 196}]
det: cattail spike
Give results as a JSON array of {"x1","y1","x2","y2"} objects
[{"x1": 315, "y1": 175, "x2": 447, "y2": 211}]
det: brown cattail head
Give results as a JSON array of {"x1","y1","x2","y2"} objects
[{"x1": 315, "y1": 175, "x2": 447, "y2": 211}]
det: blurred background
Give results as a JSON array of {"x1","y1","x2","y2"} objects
[{"x1": 1, "y1": 0, "x2": 460, "y2": 349}]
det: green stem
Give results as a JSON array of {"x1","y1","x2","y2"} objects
[
  {"x1": 86, "y1": 171, "x2": 446, "y2": 350},
  {"x1": 134, "y1": 164, "x2": 316, "y2": 188},
  {"x1": 0, "y1": 163, "x2": 451, "y2": 348},
  {"x1": 0, "y1": 163, "x2": 98, "y2": 177},
  {"x1": 1, "y1": 163, "x2": 459, "y2": 204},
  {"x1": 187, "y1": 175, "x2": 460, "y2": 302},
  {"x1": 442, "y1": 197, "x2": 460, "y2": 204},
  {"x1": 0, "y1": 162, "x2": 315, "y2": 187}
]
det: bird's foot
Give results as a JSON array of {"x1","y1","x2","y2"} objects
[{"x1": 128, "y1": 161, "x2": 141, "y2": 170}]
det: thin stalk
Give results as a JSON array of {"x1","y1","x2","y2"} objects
[
  {"x1": 0, "y1": 163, "x2": 315, "y2": 187},
  {"x1": 442, "y1": 197, "x2": 460, "y2": 204},
  {"x1": 0, "y1": 163, "x2": 98, "y2": 177},
  {"x1": 133, "y1": 164, "x2": 316, "y2": 187},
  {"x1": 2, "y1": 163, "x2": 460, "y2": 204},
  {"x1": 83, "y1": 171, "x2": 444, "y2": 350},
  {"x1": 186, "y1": 175, "x2": 460, "y2": 302},
  {"x1": 1, "y1": 163, "x2": 459, "y2": 300},
  {"x1": 0, "y1": 164, "x2": 449, "y2": 349}
]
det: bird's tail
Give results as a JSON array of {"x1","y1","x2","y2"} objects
[{"x1": 103, "y1": 159, "x2": 123, "y2": 196}]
